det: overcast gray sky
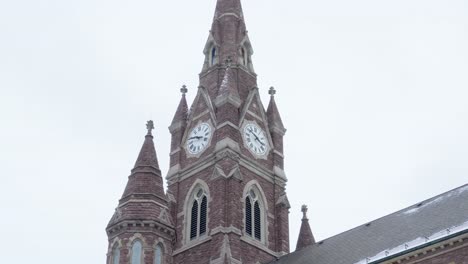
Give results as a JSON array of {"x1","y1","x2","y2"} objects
[{"x1": 0, "y1": 0, "x2": 467, "y2": 263}]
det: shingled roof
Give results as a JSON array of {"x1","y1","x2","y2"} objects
[{"x1": 271, "y1": 184, "x2": 468, "y2": 264}]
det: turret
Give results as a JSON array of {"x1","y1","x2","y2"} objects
[
  {"x1": 106, "y1": 121, "x2": 174, "y2": 264},
  {"x1": 295, "y1": 205, "x2": 316, "y2": 251}
]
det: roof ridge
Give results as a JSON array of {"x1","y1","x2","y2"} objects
[{"x1": 308, "y1": 184, "x2": 468, "y2": 247}]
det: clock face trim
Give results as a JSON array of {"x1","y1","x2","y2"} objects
[
  {"x1": 186, "y1": 122, "x2": 212, "y2": 155},
  {"x1": 242, "y1": 121, "x2": 270, "y2": 157}
]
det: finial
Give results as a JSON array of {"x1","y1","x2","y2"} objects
[
  {"x1": 180, "y1": 85, "x2": 188, "y2": 95},
  {"x1": 225, "y1": 56, "x2": 233, "y2": 68},
  {"x1": 269, "y1": 86, "x2": 276, "y2": 96},
  {"x1": 146, "y1": 120, "x2": 155, "y2": 136},
  {"x1": 301, "y1": 205, "x2": 308, "y2": 220}
]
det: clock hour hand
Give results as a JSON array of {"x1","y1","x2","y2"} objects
[{"x1": 188, "y1": 136, "x2": 202, "y2": 140}]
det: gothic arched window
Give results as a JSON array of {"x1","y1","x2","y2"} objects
[
  {"x1": 190, "y1": 188, "x2": 208, "y2": 240},
  {"x1": 131, "y1": 240, "x2": 142, "y2": 264},
  {"x1": 112, "y1": 245, "x2": 120, "y2": 264},
  {"x1": 154, "y1": 244, "x2": 163, "y2": 264},
  {"x1": 245, "y1": 186, "x2": 263, "y2": 241},
  {"x1": 210, "y1": 47, "x2": 217, "y2": 66},
  {"x1": 240, "y1": 47, "x2": 247, "y2": 66}
]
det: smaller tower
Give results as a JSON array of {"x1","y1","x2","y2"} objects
[
  {"x1": 106, "y1": 121, "x2": 175, "y2": 264},
  {"x1": 295, "y1": 205, "x2": 316, "y2": 251}
]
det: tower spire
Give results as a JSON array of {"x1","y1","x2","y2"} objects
[
  {"x1": 122, "y1": 121, "x2": 165, "y2": 200},
  {"x1": 214, "y1": 0, "x2": 244, "y2": 19},
  {"x1": 296, "y1": 205, "x2": 316, "y2": 251}
]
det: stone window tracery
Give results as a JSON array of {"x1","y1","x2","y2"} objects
[
  {"x1": 245, "y1": 186, "x2": 263, "y2": 241},
  {"x1": 189, "y1": 187, "x2": 208, "y2": 240}
]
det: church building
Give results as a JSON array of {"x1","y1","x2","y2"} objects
[{"x1": 105, "y1": 0, "x2": 468, "y2": 263}]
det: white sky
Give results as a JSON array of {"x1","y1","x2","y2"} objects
[{"x1": 0, "y1": 0, "x2": 467, "y2": 263}]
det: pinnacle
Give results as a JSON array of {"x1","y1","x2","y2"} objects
[
  {"x1": 170, "y1": 85, "x2": 189, "y2": 126},
  {"x1": 267, "y1": 87, "x2": 285, "y2": 132},
  {"x1": 296, "y1": 204, "x2": 316, "y2": 251}
]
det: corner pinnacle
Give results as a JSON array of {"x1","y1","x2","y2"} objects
[
  {"x1": 269, "y1": 86, "x2": 276, "y2": 96},
  {"x1": 180, "y1": 85, "x2": 188, "y2": 95}
]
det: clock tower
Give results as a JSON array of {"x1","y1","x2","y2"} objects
[
  {"x1": 106, "y1": 0, "x2": 290, "y2": 263},
  {"x1": 166, "y1": 0, "x2": 290, "y2": 263}
]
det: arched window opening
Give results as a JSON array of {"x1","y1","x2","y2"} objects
[
  {"x1": 154, "y1": 244, "x2": 163, "y2": 264},
  {"x1": 210, "y1": 47, "x2": 217, "y2": 66},
  {"x1": 190, "y1": 200, "x2": 199, "y2": 239},
  {"x1": 112, "y1": 245, "x2": 120, "y2": 264},
  {"x1": 131, "y1": 240, "x2": 142, "y2": 264},
  {"x1": 240, "y1": 47, "x2": 246, "y2": 66},
  {"x1": 245, "y1": 187, "x2": 263, "y2": 241},
  {"x1": 189, "y1": 188, "x2": 208, "y2": 240}
]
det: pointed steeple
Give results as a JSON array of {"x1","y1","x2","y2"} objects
[
  {"x1": 267, "y1": 87, "x2": 286, "y2": 134},
  {"x1": 296, "y1": 205, "x2": 316, "y2": 251},
  {"x1": 213, "y1": 0, "x2": 244, "y2": 19},
  {"x1": 202, "y1": 0, "x2": 253, "y2": 75},
  {"x1": 121, "y1": 121, "x2": 165, "y2": 200},
  {"x1": 170, "y1": 85, "x2": 189, "y2": 129},
  {"x1": 106, "y1": 122, "x2": 175, "y2": 262}
]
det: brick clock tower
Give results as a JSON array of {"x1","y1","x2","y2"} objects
[{"x1": 105, "y1": 0, "x2": 290, "y2": 263}]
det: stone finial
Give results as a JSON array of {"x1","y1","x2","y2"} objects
[
  {"x1": 301, "y1": 205, "x2": 308, "y2": 220},
  {"x1": 180, "y1": 85, "x2": 188, "y2": 95},
  {"x1": 146, "y1": 120, "x2": 155, "y2": 136},
  {"x1": 269, "y1": 86, "x2": 276, "y2": 96}
]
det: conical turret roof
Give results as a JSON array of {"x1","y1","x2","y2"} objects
[{"x1": 296, "y1": 205, "x2": 316, "y2": 251}]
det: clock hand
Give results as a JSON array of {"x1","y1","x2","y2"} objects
[
  {"x1": 254, "y1": 137, "x2": 265, "y2": 146},
  {"x1": 248, "y1": 129, "x2": 261, "y2": 141},
  {"x1": 188, "y1": 136, "x2": 203, "y2": 140}
]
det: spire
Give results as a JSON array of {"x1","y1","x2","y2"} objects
[
  {"x1": 121, "y1": 121, "x2": 165, "y2": 199},
  {"x1": 107, "y1": 121, "x2": 174, "y2": 241},
  {"x1": 214, "y1": 0, "x2": 244, "y2": 20},
  {"x1": 170, "y1": 85, "x2": 189, "y2": 128},
  {"x1": 267, "y1": 87, "x2": 286, "y2": 134},
  {"x1": 296, "y1": 205, "x2": 316, "y2": 251}
]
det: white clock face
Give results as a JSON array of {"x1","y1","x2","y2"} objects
[
  {"x1": 186, "y1": 123, "x2": 212, "y2": 155},
  {"x1": 243, "y1": 123, "x2": 268, "y2": 156}
]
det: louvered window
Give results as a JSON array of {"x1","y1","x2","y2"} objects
[
  {"x1": 254, "y1": 201, "x2": 261, "y2": 240},
  {"x1": 245, "y1": 197, "x2": 252, "y2": 236},
  {"x1": 190, "y1": 200, "x2": 198, "y2": 239},
  {"x1": 200, "y1": 196, "x2": 207, "y2": 235},
  {"x1": 131, "y1": 240, "x2": 142, "y2": 264},
  {"x1": 245, "y1": 187, "x2": 263, "y2": 241},
  {"x1": 189, "y1": 188, "x2": 208, "y2": 241}
]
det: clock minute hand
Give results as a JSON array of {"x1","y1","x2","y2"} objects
[{"x1": 188, "y1": 136, "x2": 202, "y2": 140}]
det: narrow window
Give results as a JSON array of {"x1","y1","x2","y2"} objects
[
  {"x1": 245, "y1": 196, "x2": 252, "y2": 236},
  {"x1": 154, "y1": 245, "x2": 162, "y2": 264},
  {"x1": 211, "y1": 47, "x2": 217, "y2": 66},
  {"x1": 240, "y1": 47, "x2": 246, "y2": 65},
  {"x1": 112, "y1": 246, "x2": 120, "y2": 264},
  {"x1": 190, "y1": 200, "x2": 199, "y2": 239},
  {"x1": 254, "y1": 201, "x2": 261, "y2": 240},
  {"x1": 200, "y1": 196, "x2": 207, "y2": 235},
  {"x1": 131, "y1": 241, "x2": 142, "y2": 264}
]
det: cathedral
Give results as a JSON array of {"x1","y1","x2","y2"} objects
[{"x1": 105, "y1": 0, "x2": 468, "y2": 263}]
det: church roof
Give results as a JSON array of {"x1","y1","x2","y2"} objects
[{"x1": 272, "y1": 184, "x2": 468, "y2": 264}]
